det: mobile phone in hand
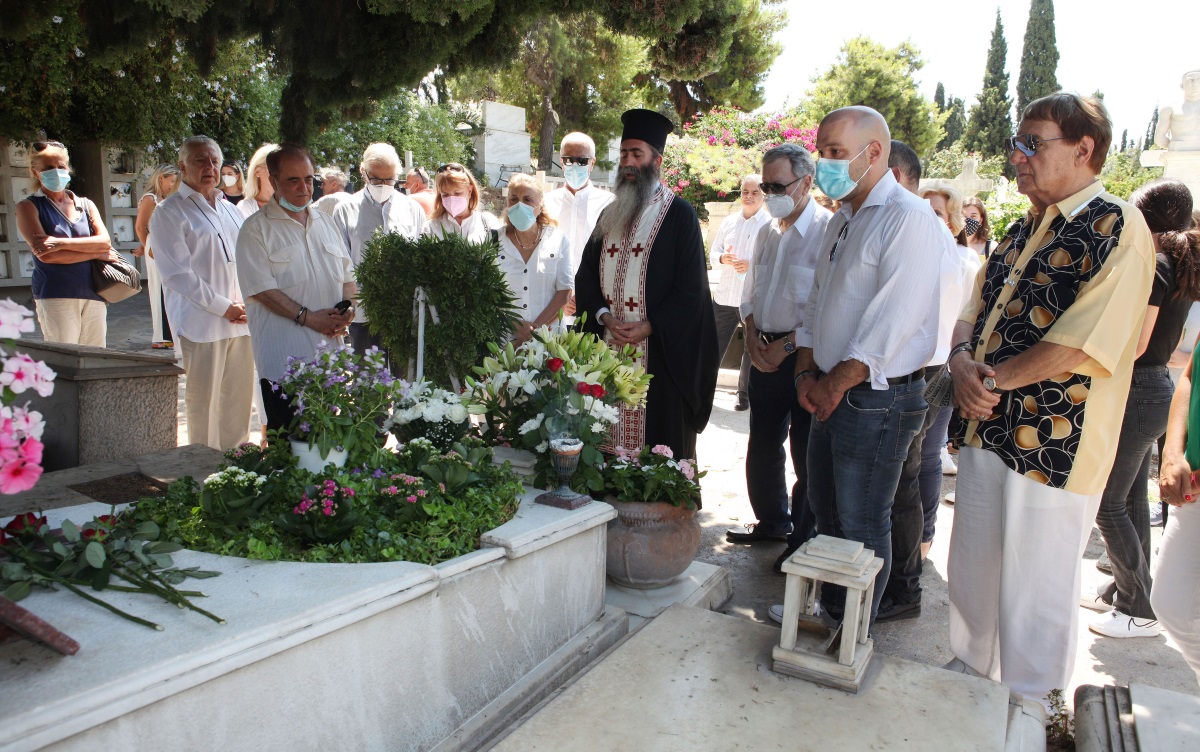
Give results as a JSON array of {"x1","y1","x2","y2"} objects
[{"x1": 335, "y1": 300, "x2": 352, "y2": 313}]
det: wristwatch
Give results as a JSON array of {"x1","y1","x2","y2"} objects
[
  {"x1": 783, "y1": 339, "x2": 795, "y2": 354},
  {"x1": 982, "y1": 376, "x2": 998, "y2": 392}
]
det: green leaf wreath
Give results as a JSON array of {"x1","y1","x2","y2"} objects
[{"x1": 357, "y1": 231, "x2": 519, "y2": 389}]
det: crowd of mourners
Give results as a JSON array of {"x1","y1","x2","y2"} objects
[{"x1": 16, "y1": 91, "x2": 1200, "y2": 713}]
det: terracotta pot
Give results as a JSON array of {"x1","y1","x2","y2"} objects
[{"x1": 605, "y1": 497, "x2": 700, "y2": 589}]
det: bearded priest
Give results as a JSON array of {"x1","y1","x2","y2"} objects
[{"x1": 575, "y1": 108, "x2": 720, "y2": 465}]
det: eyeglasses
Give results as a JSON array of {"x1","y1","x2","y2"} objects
[
  {"x1": 562, "y1": 156, "x2": 591, "y2": 166},
  {"x1": 436, "y1": 163, "x2": 466, "y2": 174},
  {"x1": 409, "y1": 166, "x2": 429, "y2": 183},
  {"x1": 365, "y1": 174, "x2": 400, "y2": 186},
  {"x1": 1005, "y1": 134, "x2": 1067, "y2": 158},
  {"x1": 32, "y1": 141, "x2": 65, "y2": 152},
  {"x1": 760, "y1": 176, "x2": 801, "y2": 196}
]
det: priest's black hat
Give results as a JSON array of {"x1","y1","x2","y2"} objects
[{"x1": 620, "y1": 109, "x2": 674, "y2": 154}]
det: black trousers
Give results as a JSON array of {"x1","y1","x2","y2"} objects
[{"x1": 259, "y1": 378, "x2": 296, "y2": 436}]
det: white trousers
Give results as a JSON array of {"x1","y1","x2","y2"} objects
[
  {"x1": 178, "y1": 335, "x2": 254, "y2": 451},
  {"x1": 145, "y1": 251, "x2": 168, "y2": 344},
  {"x1": 948, "y1": 447, "x2": 1102, "y2": 702},
  {"x1": 1151, "y1": 501, "x2": 1200, "y2": 687},
  {"x1": 35, "y1": 298, "x2": 106, "y2": 347}
]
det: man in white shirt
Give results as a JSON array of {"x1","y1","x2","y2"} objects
[
  {"x1": 332, "y1": 143, "x2": 427, "y2": 359},
  {"x1": 314, "y1": 167, "x2": 352, "y2": 216},
  {"x1": 544, "y1": 131, "x2": 615, "y2": 315},
  {"x1": 149, "y1": 136, "x2": 254, "y2": 451},
  {"x1": 709, "y1": 174, "x2": 769, "y2": 411},
  {"x1": 726, "y1": 148, "x2": 832, "y2": 576},
  {"x1": 792, "y1": 107, "x2": 945, "y2": 627},
  {"x1": 236, "y1": 144, "x2": 357, "y2": 433}
]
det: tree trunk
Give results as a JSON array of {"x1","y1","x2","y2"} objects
[
  {"x1": 538, "y1": 93, "x2": 559, "y2": 172},
  {"x1": 667, "y1": 80, "x2": 699, "y2": 125}
]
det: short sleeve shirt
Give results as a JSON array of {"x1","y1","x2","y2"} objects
[
  {"x1": 497, "y1": 228, "x2": 573, "y2": 320},
  {"x1": 957, "y1": 182, "x2": 1155, "y2": 493},
  {"x1": 1136, "y1": 252, "x2": 1191, "y2": 367}
]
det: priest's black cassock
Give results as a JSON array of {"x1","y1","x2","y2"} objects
[{"x1": 574, "y1": 186, "x2": 719, "y2": 462}]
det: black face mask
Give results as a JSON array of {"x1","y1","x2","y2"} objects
[{"x1": 964, "y1": 217, "x2": 981, "y2": 237}]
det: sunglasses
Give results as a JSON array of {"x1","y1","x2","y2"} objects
[
  {"x1": 1005, "y1": 134, "x2": 1067, "y2": 157},
  {"x1": 562, "y1": 156, "x2": 591, "y2": 166},
  {"x1": 760, "y1": 176, "x2": 801, "y2": 196},
  {"x1": 32, "y1": 140, "x2": 66, "y2": 152},
  {"x1": 436, "y1": 163, "x2": 466, "y2": 174}
]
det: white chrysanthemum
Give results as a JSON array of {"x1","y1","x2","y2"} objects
[{"x1": 421, "y1": 401, "x2": 447, "y2": 423}]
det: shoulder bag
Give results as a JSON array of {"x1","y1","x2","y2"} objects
[{"x1": 84, "y1": 198, "x2": 142, "y2": 303}]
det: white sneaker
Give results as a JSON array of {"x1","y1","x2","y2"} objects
[
  {"x1": 941, "y1": 447, "x2": 958, "y2": 475},
  {"x1": 943, "y1": 491, "x2": 955, "y2": 506},
  {"x1": 1079, "y1": 584, "x2": 1112, "y2": 613},
  {"x1": 1088, "y1": 609, "x2": 1161, "y2": 638}
]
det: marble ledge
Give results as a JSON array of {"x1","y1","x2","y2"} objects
[{"x1": 482, "y1": 494, "x2": 615, "y2": 559}]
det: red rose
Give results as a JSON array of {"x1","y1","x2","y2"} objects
[
  {"x1": 4, "y1": 512, "x2": 47, "y2": 535},
  {"x1": 590, "y1": 384, "x2": 606, "y2": 399},
  {"x1": 575, "y1": 382, "x2": 591, "y2": 395},
  {"x1": 97, "y1": 515, "x2": 118, "y2": 526},
  {"x1": 82, "y1": 528, "x2": 108, "y2": 542},
  {"x1": 547, "y1": 358, "x2": 564, "y2": 372}
]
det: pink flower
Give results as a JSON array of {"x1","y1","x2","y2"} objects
[
  {"x1": 679, "y1": 459, "x2": 695, "y2": 481},
  {"x1": 19, "y1": 438, "x2": 42, "y2": 465},
  {"x1": 651, "y1": 444, "x2": 673, "y2": 459},
  {"x1": 0, "y1": 354, "x2": 42, "y2": 394},
  {"x1": 406, "y1": 495, "x2": 418, "y2": 503},
  {"x1": 0, "y1": 300, "x2": 35, "y2": 339},
  {"x1": 0, "y1": 459, "x2": 43, "y2": 494}
]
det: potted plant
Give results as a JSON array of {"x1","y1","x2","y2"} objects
[
  {"x1": 602, "y1": 445, "x2": 706, "y2": 589},
  {"x1": 467, "y1": 324, "x2": 650, "y2": 492},
  {"x1": 277, "y1": 342, "x2": 395, "y2": 472}
]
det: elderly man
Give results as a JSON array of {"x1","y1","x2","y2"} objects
[
  {"x1": 788, "y1": 107, "x2": 945, "y2": 628},
  {"x1": 236, "y1": 144, "x2": 357, "y2": 433},
  {"x1": 332, "y1": 143, "x2": 427, "y2": 358},
  {"x1": 708, "y1": 174, "x2": 769, "y2": 412},
  {"x1": 726, "y1": 149, "x2": 831, "y2": 573},
  {"x1": 575, "y1": 109, "x2": 719, "y2": 462},
  {"x1": 149, "y1": 135, "x2": 253, "y2": 450},
  {"x1": 314, "y1": 167, "x2": 352, "y2": 216},
  {"x1": 546, "y1": 132, "x2": 616, "y2": 318},
  {"x1": 404, "y1": 167, "x2": 436, "y2": 217},
  {"x1": 945, "y1": 93, "x2": 1154, "y2": 711}
]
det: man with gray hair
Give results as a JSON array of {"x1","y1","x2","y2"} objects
[
  {"x1": 315, "y1": 166, "x2": 352, "y2": 216},
  {"x1": 149, "y1": 135, "x2": 254, "y2": 450},
  {"x1": 726, "y1": 146, "x2": 832, "y2": 576},
  {"x1": 544, "y1": 131, "x2": 615, "y2": 278}
]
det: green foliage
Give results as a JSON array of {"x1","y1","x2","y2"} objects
[
  {"x1": 924, "y1": 144, "x2": 1007, "y2": 184},
  {"x1": 803, "y1": 37, "x2": 945, "y2": 156},
  {"x1": 1045, "y1": 689, "x2": 1074, "y2": 749},
  {"x1": 356, "y1": 231, "x2": 519, "y2": 389},
  {"x1": 1101, "y1": 149, "x2": 1164, "y2": 200},
  {"x1": 603, "y1": 445, "x2": 705, "y2": 510},
  {"x1": 985, "y1": 189, "x2": 1033, "y2": 240},
  {"x1": 940, "y1": 97, "x2": 967, "y2": 150},
  {"x1": 126, "y1": 439, "x2": 524, "y2": 565},
  {"x1": 1016, "y1": 0, "x2": 1060, "y2": 117},
  {"x1": 965, "y1": 10, "x2": 1014, "y2": 162},
  {"x1": 187, "y1": 39, "x2": 283, "y2": 166}
]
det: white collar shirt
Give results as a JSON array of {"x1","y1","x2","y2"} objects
[
  {"x1": 710, "y1": 206, "x2": 772, "y2": 307},
  {"x1": 314, "y1": 191, "x2": 353, "y2": 217},
  {"x1": 497, "y1": 228, "x2": 574, "y2": 323},
  {"x1": 740, "y1": 199, "x2": 833, "y2": 339},
  {"x1": 332, "y1": 189, "x2": 427, "y2": 323},
  {"x1": 797, "y1": 170, "x2": 945, "y2": 389},
  {"x1": 423, "y1": 211, "x2": 501, "y2": 244},
  {"x1": 931, "y1": 229, "x2": 983, "y2": 365},
  {"x1": 544, "y1": 183, "x2": 615, "y2": 276},
  {"x1": 234, "y1": 200, "x2": 356, "y2": 382},
  {"x1": 148, "y1": 182, "x2": 248, "y2": 343}
]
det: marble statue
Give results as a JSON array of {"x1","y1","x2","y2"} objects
[{"x1": 1155, "y1": 70, "x2": 1200, "y2": 151}]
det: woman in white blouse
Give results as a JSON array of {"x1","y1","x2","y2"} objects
[
  {"x1": 134, "y1": 164, "x2": 181, "y2": 348},
  {"x1": 238, "y1": 143, "x2": 278, "y2": 219},
  {"x1": 497, "y1": 173, "x2": 572, "y2": 343},
  {"x1": 423, "y1": 162, "x2": 501, "y2": 243}
]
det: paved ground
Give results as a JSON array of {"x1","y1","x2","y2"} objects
[{"x1": 21, "y1": 288, "x2": 1200, "y2": 707}]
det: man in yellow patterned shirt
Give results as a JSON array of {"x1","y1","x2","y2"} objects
[{"x1": 945, "y1": 93, "x2": 1155, "y2": 714}]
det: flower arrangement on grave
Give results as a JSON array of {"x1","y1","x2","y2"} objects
[
  {"x1": 276, "y1": 342, "x2": 395, "y2": 462},
  {"x1": 382, "y1": 380, "x2": 474, "y2": 452},
  {"x1": 275, "y1": 477, "x2": 364, "y2": 544},
  {"x1": 0, "y1": 511, "x2": 223, "y2": 630},
  {"x1": 199, "y1": 466, "x2": 270, "y2": 530},
  {"x1": 467, "y1": 325, "x2": 651, "y2": 492},
  {"x1": 0, "y1": 301, "x2": 55, "y2": 494},
  {"x1": 602, "y1": 444, "x2": 705, "y2": 510}
]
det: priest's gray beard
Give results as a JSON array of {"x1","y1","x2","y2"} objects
[{"x1": 596, "y1": 163, "x2": 659, "y2": 241}]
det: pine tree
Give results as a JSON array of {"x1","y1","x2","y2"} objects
[
  {"x1": 965, "y1": 10, "x2": 1013, "y2": 160},
  {"x1": 935, "y1": 82, "x2": 946, "y2": 112},
  {"x1": 1016, "y1": 0, "x2": 1060, "y2": 116}
]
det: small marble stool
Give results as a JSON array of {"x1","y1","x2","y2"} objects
[{"x1": 771, "y1": 535, "x2": 884, "y2": 693}]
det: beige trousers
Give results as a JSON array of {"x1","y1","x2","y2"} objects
[
  {"x1": 35, "y1": 298, "x2": 107, "y2": 347},
  {"x1": 178, "y1": 335, "x2": 254, "y2": 450}
]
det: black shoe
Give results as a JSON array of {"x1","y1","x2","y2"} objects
[
  {"x1": 726, "y1": 523, "x2": 789, "y2": 543},
  {"x1": 773, "y1": 543, "x2": 801, "y2": 574},
  {"x1": 876, "y1": 595, "x2": 922, "y2": 622},
  {"x1": 734, "y1": 394, "x2": 749, "y2": 411}
]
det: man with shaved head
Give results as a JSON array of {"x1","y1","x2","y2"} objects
[{"x1": 778, "y1": 107, "x2": 945, "y2": 629}]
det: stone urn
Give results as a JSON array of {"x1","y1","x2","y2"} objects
[{"x1": 605, "y1": 498, "x2": 701, "y2": 589}]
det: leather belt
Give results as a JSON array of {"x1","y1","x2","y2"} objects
[
  {"x1": 759, "y1": 331, "x2": 791, "y2": 343},
  {"x1": 817, "y1": 367, "x2": 926, "y2": 387}
]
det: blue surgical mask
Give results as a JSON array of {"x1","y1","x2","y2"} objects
[
  {"x1": 814, "y1": 145, "x2": 870, "y2": 201},
  {"x1": 278, "y1": 195, "x2": 312, "y2": 212},
  {"x1": 563, "y1": 165, "x2": 591, "y2": 191},
  {"x1": 39, "y1": 168, "x2": 71, "y2": 192},
  {"x1": 507, "y1": 202, "x2": 538, "y2": 232}
]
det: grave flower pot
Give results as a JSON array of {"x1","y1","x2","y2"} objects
[
  {"x1": 289, "y1": 439, "x2": 348, "y2": 474},
  {"x1": 605, "y1": 497, "x2": 700, "y2": 589}
]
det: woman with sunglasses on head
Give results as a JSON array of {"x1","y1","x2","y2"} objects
[
  {"x1": 134, "y1": 164, "x2": 181, "y2": 349},
  {"x1": 497, "y1": 174, "x2": 572, "y2": 344},
  {"x1": 423, "y1": 163, "x2": 501, "y2": 243},
  {"x1": 14, "y1": 140, "x2": 121, "y2": 347},
  {"x1": 221, "y1": 162, "x2": 246, "y2": 206}
]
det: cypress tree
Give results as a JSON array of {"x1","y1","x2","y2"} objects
[
  {"x1": 940, "y1": 96, "x2": 967, "y2": 149},
  {"x1": 1016, "y1": 0, "x2": 1060, "y2": 116},
  {"x1": 1120, "y1": 129, "x2": 1128, "y2": 152},
  {"x1": 935, "y1": 82, "x2": 946, "y2": 112},
  {"x1": 965, "y1": 10, "x2": 1013, "y2": 160},
  {"x1": 1146, "y1": 106, "x2": 1160, "y2": 149}
]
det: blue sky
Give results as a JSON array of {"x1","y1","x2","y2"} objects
[{"x1": 761, "y1": 0, "x2": 1197, "y2": 143}]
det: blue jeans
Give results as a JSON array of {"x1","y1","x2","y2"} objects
[
  {"x1": 920, "y1": 405, "x2": 954, "y2": 543},
  {"x1": 1096, "y1": 365, "x2": 1173, "y2": 619},
  {"x1": 745, "y1": 352, "x2": 814, "y2": 543},
  {"x1": 808, "y1": 379, "x2": 927, "y2": 622},
  {"x1": 713, "y1": 302, "x2": 751, "y2": 397}
]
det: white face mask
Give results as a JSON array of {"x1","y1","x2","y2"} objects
[
  {"x1": 563, "y1": 164, "x2": 591, "y2": 190},
  {"x1": 222, "y1": 174, "x2": 238, "y2": 188},
  {"x1": 367, "y1": 184, "x2": 395, "y2": 204},
  {"x1": 764, "y1": 193, "x2": 795, "y2": 219}
]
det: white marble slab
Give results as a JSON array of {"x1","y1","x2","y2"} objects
[
  {"x1": 1132, "y1": 682, "x2": 1200, "y2": 751},
  {"x1": 482, "y1": 101, "x2": 528, "y2": 134},
  {"x1": 604, "y1": 560, "x2": 731, "y2": 622}
]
